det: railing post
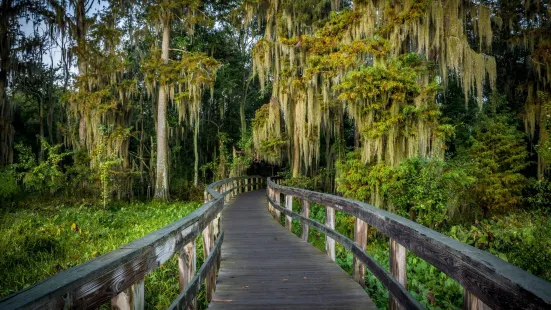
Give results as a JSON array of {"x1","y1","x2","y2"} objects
[
  {"x1": 203, "y1": 221, "x2": 215, "y2": 302},
  {"x1": 111, "y1": 279, "x2": 144, "y2": 310},
  {"x1": 268, "y1": 187, "x2": 275, "y2": 219},
  {"x1": 301, "y1": 199, "x2": 310, "y2": 241},
  {"x1": 225, "y1": 183, "x2": 230, "y2": 202},
  {"x1": 353, "y1": 218, "x2": 368, "y2": 288},
  {"x1": 178, "y1": 241, "x2": 196, "y2": 309},
  {"x1": 389, "y1": 239, "x2": 407, "y2": 310},
  {"x1": 245, "y1": 178, "x2": 249, "y2": 192},
  {"x1": 274, "y1": 190, "x2": 281, "y2": 222},
  {"x1": 463, "y1": 291, "x2": 491, "y2": 310},
  {"x1": 326, "y1": 206, "x2": 335, "y2": 261},
  {"x1": 285, "y1": 194, "x2": 293, "y2": 231}
]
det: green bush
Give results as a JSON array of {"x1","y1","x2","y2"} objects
[{"x1": 0, "y1": 168, "x2": 19, "y2": 201}]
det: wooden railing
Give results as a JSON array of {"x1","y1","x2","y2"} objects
[
  {"x1": 266, "y1": 177, "x2": 551, "y2": 310},
  {"x1": 0, "y1": 176, "x2": 265, "y2": 310}
]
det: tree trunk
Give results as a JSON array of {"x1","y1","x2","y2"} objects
[
  {"x1": 0, "y1": 0, "x2": 13, "y2": 165},
  {"x1": 194, "y1": 118, "x2": 199, "y2": 186},
  {"x1": 154, "y1": 21, "x2": 171, "y2": 200},
  {"x1": 75, "y1": 0, "x2": 88, "y2": 149}
]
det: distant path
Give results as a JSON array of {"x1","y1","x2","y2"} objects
[{"x1": 209, "y1": 190, "x2": 376, "y2": 310}]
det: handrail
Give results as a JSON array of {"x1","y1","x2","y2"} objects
[
  {"x1": 0, "y1": 176, "x2": 265, "y2": 310},
  {"x1": 266, "y1": 177, "x2": 551, "y2": 310}
]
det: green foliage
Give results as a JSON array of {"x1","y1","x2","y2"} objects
[
  {"x1": 15, "y1": 140, "x2": 71, "y2": 195},
  {"x1": 460, "y1": 99, "x2": 529, "y2": 213},
  {"x1": 0, "y1": 168, "x2": 19, "y2": 200},
  {"x1": 448, "y1": 211, "x2": 551, "y2": 281},
  {"x1": 389, "y1": 158, "x2": 474, "y2": 229},
  {"x1": 524, "y1": 178, "x2": 551, "y2": 212},
  {"x1": 336, "y1": 153, "x2": 473, "y2": 228},
  {"x1": 0, "y1": 200, "x2": 201, "y2": 305}
]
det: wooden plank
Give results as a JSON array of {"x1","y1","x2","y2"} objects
[
  {"x1": 111, "y1": 279, "x2": 144, "y2": 310},
  {"x1": 390, "y1": 239, "x2": 407, "y2": 310},
  {"x1": 353, "y1": 218, "x2": 368, "y2": 288},
  {"x1": 326, "y1": 206, "x2": 335, "y2": 262},
  {"x1": 202, "y1": 222, "x2": 215, "y2": 302},
  {"x1": 209, "y1": 191, "x2": 376, "y2": 309},
  {"x1": 285, "y1": 195, "x2": 293, "y2": 231},
  {"x1": 267, "y1": 178, "x2": 551, "y2": 310},
  {"x1": 464, "y1": 290, "x2": 491, "y2": 310},
  {"x1": 266, "y1": 194, "x2": 422, "y2": 309},
  {"x1": 301, "y1": 199, "x2": 310, "y2": 241},
  {"x1": 178, "y1": 240, "x2": 196, "y2": 310},
  {"x1": 169, "y1": 232, "x2": 224, "y2": 310}
]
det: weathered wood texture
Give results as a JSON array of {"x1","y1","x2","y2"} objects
[
  {"x1": 389, "y1": 240, "x2": 407, "y2": 310},
  {"x1": 178, "y1": 241, "x2": 196, "y2": 309},
  {"x1": 285, "y1": 194, "x2": 293, "y2": 231},
  {"x1": 209, "y1": 191, "x2": 377, "y2": 309},
  {"x1": 267, "y1": 178, "x2": 551, "y2": 310},
  {"x1": 0, "y1": 176, "x2": 261, "y2": 310},
  {"x1": 353, "y1": 218, "x2": 368, "y2": 287},
  {"x1": 301, "y1": 199, "x2": 310, "y2": 241},
  {"x1": 169, "y1": 233, "x2": 224, "y2": 310},
  {"x1": 267, "y1": 195, "x2": 422, "y2": 310},
  {"x1": 111, "y1": 279, "x2": 144, "y2": 310},
  {"x1": 325, "y1": 206, "x2": 335, "y2": 262}
]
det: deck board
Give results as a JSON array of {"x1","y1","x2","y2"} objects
[{"x1": 208, "y1": 190, "x2": 377, "y2": 310}]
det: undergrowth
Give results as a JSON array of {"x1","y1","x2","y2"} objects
[{"x1": 0, "y1": 200, "x2": 203, "y2": 309}]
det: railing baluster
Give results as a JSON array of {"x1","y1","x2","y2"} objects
[
  {"x1": 326, "y1": 206, "x2": 335, "y2": 261},
  {"x1": 202, "y1": 221, "x2": 215, "y2": 302},
  {"x1": 463, "y1": 291, "x2": 491, "y2": 310},
  {"x1": 245, "y1": 178, "x2": 249, "y2": 192},
  {"x1": 285, "y1": 195, "x2": 293, "y2": 231},
  {"x1": 353, "y1": 218, "x2": 368, "y2": 288},
  {"x1": 301, "y1": 199, "x2": 310, "y2": 241},
  {"x1": 178, "y1": 241, "x2": 196, "y2": 309},
  {"x1": 390, "y1": 239, "x2": 407, "y2": 310},
  {"x1": 111, "y1": 279, "x2": 144, "y2": 310}
]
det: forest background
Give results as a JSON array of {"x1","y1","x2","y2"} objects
[{"x1": 0, "y1": 0, "x2": 550, "y2": 309}]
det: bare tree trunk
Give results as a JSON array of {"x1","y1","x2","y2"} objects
[
  {"x1": 0, "y1": 0, "x2": 14, "y2": 165},
  {"x1": 154, "y1": 21, "x2": 171, "y2": 200},
  {"x1": 194, "y1": 119, "x2": 199, "y2": 186}
]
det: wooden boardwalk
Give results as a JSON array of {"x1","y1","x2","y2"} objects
[{"x1": 209, "y1": 190, "x2": 376, "y2": 310}]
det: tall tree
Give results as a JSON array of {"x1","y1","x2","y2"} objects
[{"x1": 145, "y1": 0, "x2": 219, "y2": 199}]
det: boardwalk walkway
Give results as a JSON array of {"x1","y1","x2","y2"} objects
[{"x1": 209, "y1": 190, "x2": 376, "y2": 309}]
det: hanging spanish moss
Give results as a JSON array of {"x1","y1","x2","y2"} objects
[
  {"x1": 245, "y1": 0, "x2": 497, "y2": 180},
  {"x1": 67, "y1": 8, "x2": 137, "y2": 199}
]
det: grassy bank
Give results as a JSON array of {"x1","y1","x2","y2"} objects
[{"x1": 0, "y1": 200, "x2": 202, "y2": 308}]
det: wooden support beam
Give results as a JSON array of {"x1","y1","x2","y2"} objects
[
  {"x1": 390, "y1": 239, "x2": 407, "y2": 310},
  {"x1": 178, "y1": 241, "x2": 196, "y2": 310},
  {"x1": 285, "y1": 195, "x2": 293, "y2": 231},
  {"x1": 326, "y1": 206, "x2": 335, "y2": 261},
  {"x1": 353, "y1": 218, "x2": 368, "y2": 288},
  {"x1": 274, "y1": 190, "x2": 281, "y2": 223},
  {"x1": 202, "y1": 222, "x2": 215, "y2": 302},
  {"x1": 301, "y1": 200, "x2": 310, "y2": 241},
  {"x1": 111, "y1": 279, "x2": 144, "y2": 310},
  {"x1": 463, "y1": 291, "x2": 492, "y2": 310}
]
